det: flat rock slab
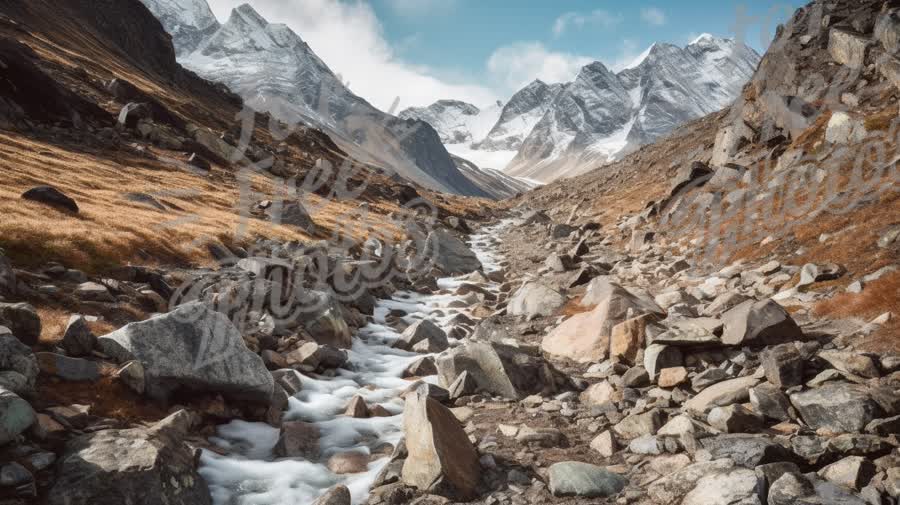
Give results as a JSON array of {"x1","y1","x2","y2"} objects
[{"x1": 548, "y1": 461, "x2": 627, "y2": 498}]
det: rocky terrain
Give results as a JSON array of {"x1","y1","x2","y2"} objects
[{"x1": 0, "y1": 0, "x2": 898, "y2": 505}]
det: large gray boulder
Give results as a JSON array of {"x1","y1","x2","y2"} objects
[
  {"x1": 0, "y1": 386, "x2": 35, "y2": 445},
  {"x1": 507, "y1": 282, "x2": 565, "y2": 320},
  {"x1": 0, "y1": 331, "x2": 38, "y2": 387},
  {"x1": 548, "y1": 462, "x2": 627, "y2": 498},
  {"x1": 48, "y1": 411, "x2": 212, "y2": 505},
  {"x1": 402, "y1": 387, "x2": 480, "y2": 499},
  {"x1": 394, "y1": 319, "x2": 448, "y2": 352},
  {"x1": 0, "y1": 252, "x2": 14, "y2": 298},
  {"x1": 790, "y1": 383, "x2": 882, "y2": 433},
  {"x1": 0, "y1": 303, "x2": 41, "y2": 346},
  {"x1": 721, "y1": 299, "x2": 803, "y2": 346},
  {"x1": 98, "y1": 303, "x2": 274, "y2": 403},
  {"x1": 423, "y1": 230, "x2": 482, "y2": 275},
  {"x1": 828, "y1": 28, "x2": 870, "y2": 69},
  {"x1": 437, "y1": 341, "x2": 559, "y2": 400},
  {"x1": 768, "y1": 472, "x2": 867, "y2": 505}
]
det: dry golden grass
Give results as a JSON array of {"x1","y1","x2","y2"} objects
[
  {"x1": 864, "y1": 108, "x2": 898, "y2": 132},
  {"x1": 0, "y1": 132, "x2": 413, "y2": 274},
  {"x1": 814, "y1": 271, "x2": 900, "y2": 320},
  {"x1": 37, "y1": 375, "x2": 170, "y2": 423}
]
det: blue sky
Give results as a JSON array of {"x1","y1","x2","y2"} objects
[{"x1": 207, "y1": 0, "x2": 805, "y2": 110}]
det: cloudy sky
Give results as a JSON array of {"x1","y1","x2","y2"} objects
[{"x1": 204, "y1": 0, "x2": 803, "y2": 111}]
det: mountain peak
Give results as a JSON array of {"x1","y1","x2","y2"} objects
[{"x1": 231, "y1": 3, "x2": 268, "y2": 28}]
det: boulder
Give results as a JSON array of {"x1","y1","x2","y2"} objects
[
  {"x1": 721, "y1": 299, "x2": 803, "y2": 346},
  {"x1": 0, "y1": 303, "x2": 41, "y2": 346},
  {"x1": 62, "y1": 315, "x2": 97, "y2": 357},
  {"x1": 395, "y1": 319, "x2": 448, "y2": 353},
  {"x1": 707, "y1": 404, "x2": 764, "y2": 433},
  {"x1": 401, "y1": 387, "x2": 480, "y2": 499},
  {"x1": 828, "y1": 28, "x2": 870, "y2": 69},
  {"x1": 437, "y1": 341, "x2": 558, "y2": 400},
  {"x1": 670, "y1": 161, "x2": 713, "y2": 196},
  {"x1": 648, "y1": 459, "x2": 737, "y2": 504},
  {"x1": 423, "y1": 230, "x2": 482, "y2": 275},
  {"x1": 507, "y1": 282, "x2": 565, "y2": 320},
  {"x1": 544, "y1": 282, "x2": 663, "y2": 363},
  {"x1": 547, "y1": 462, "x2": 627, "y2": 498},
  {"x1": 404, "y1": 356, "x2": 438, "y2": 378},
  {"x1": 644, "y1": 344, "x2": 683, "y2": 380},
  {"x1": 0, "y1": 386, "x2": 35, "y2": 445},
  {"x1": 818, "y1": 350, "x2": 880, "y2": 379},
  {"x1": 274, "y1": 421, "x2": 320, "y2": 458},
  {"x1": 680, "y1": 468, "x2": 762, "y2": 505},
  {"x1": 790, "y1": 383, "x2": 882, "y2": 433},
  {"x1": 0, "y1": 252, "x2": 15, "y2": 298},
  {"x1": 614, "y1": 409, "x2": 663, "y2": 439},
  {"x1": 701, "y1": 434, "x2": 796, "y2": 468},
  {"x1": 21, "y1": 185, "x2": 79, "y2": 213},
  {"x1": 750, "y1": 384, "x2": 793, "y2": 421},
  {"x1": 285, "y1": 342, "x2": 347, "y2": 371},
  {"x1": 658, "y1": 367, "x2": 689, "y2": 388},
  {"x1": 75, "y1": 282, "x2": 114, "y2": 302},
  {"x1": 520, "y1": 210, "x2": 550, "y2": 225},
  {"x1": 97, "y1": 302, "x2": 274, "y2": 403},
  {"x1": 312, "y1": 486, "x2": 351, "y2": 505},
  {"x1": 761, "y1": 344, "x2": 804, "y2": 388},
  {"x1": 0, "y1": 333, "x2": 38, "y2": 386},
  {"x1": 825, "y1": 112, "x2": 867, "y2": 145},
  {"x1": 590, "y1": 431, "x2": 617, "y2": 458},
  {"x1": 36, "y1": 353, "x2": 102, "y2": 382},
  {"x1": 48, "y1": 411, "x2": 211, "y2": 505},
  {"x1": 768, "y1": 472, "x2": 867, "y2": 505},
  {"x1": 818, "y1": 456, "x2": 876, "y2": 491},
  {"x1": 580, "y1": 381, "x2": 621, "y2": 406},
  {"x1": 610, "y1": 314, "x2": 654, "y2": 365},
  {"x1": 652, "y1": 318, "x2": 721, "y2": 347},
  {"x1": 798, "y1": 263, "x2": 846, "y2": 287},
  {"x1": 684, "y1": 376, "x2": 760, "y2": 415},
  {"x1": 269, "y1": 201, "x2": 316, "y2": 234}
]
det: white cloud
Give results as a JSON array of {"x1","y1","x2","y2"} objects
[
  {"x1": 640, "y1": 7, "x2": 667, "y2": 26},
  {"x1": 205, "y1": 0, "x2": 494, "y2": 110},
  {"x1": 487, "y1": 42, "x2": 593, "y2": 92},
  {"x1": 552, "y1": 10, "x2": 623, "y2": 37}
]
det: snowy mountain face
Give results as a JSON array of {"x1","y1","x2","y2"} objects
[
  {"x1": 506, "y1": 35, "x2": 760, "y2": 181},
  {"x1": 475, "y1": 80, "x2": 564, "y2": 152},
  {"x1": 139, "y1": 0, "x2": 220, "y2": 55},
  {"x1": 144, "y1": 2, "x2": 488, "y2": 197},
  {"x1": 399, "y1": 100, "x2": 501, "y2": 145}
]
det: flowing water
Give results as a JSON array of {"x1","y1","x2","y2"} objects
[{"x1": 198, "y1": 222, "x2": 506, "y2": 505}]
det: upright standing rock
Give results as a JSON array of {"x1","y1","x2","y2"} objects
[{"x1": 401, "y1": 388, "x2": 480, "y2": 499}]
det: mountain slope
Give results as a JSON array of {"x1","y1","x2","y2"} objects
[
  {"x1": 164, "y1": 3, "x2": 487, "y2": 197},
  {"x1": 399, "y1": 99, "x2": 502, "y2": 145},
  {"x1": 475, "y1": 80, "x2": 565, "y2": 152},
  {"x1": 506, "y1": 36, "x2": 760, "y2": 181}
]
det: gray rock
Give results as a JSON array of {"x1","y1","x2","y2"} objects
[
  {"x1": 798, "y1": 263, "x2": 846, "y2": 287},
  {"x1": 74, "y1": 282, "x2": 115, "y2": 303},
  {"x1": 423, "y1": 230, "x2": 482, "y2": 275},
  {"x1": 48, "y1": 411, "x2": 212, "y2": 505},
  {"x1": 818, "y1": 456, "x2": 876, "y2": 491},
  {"x1": 622, "y1": 366, "x2": 650, "y2": 388},
  {"x1": 692, "y1": 368, "x2": 730, "y2": 390},
  {"x1": 448, "y1": 370, "x2": 478, "y2": 399},
  {"x1": 437, "y1": 341, "x2": 558, "y2": 400},
  {"x1": 312, "y1": 485, "x2": 351, "y2": 505},
  {"x1": 395, "y1": 319, "x2": 448, "y2": 353},
  {"x1": 614, "y1": 409, "x2": 662, "y2": 439},
  {"x1": 274, "y1": 421, "x2": 320, "y2": 458},
  {"x1": 750, "y1": 383, "x2": 794, "y2": 421},
  {"x1": 648, "y1": 459, "x2": 736, "y2": 503},
  {"x1": 286, "y1": 342, "x2": 347, "y2": 370},
  {"x1": 644, "y1": 344, "x2": 683, "y2": 380},
  {"x1": 548, "y1": 461, "x2": 627, "y2": 498},
  {"x1": 36, "y1": 353, "x2": 102, "y2": 382},
  {"x1": 0, "y1": 386, "x2": 34, "y2": 445},
  {"x1": 402, "y1": 387, "x2": 480, "y2": 500},
  {"x1": 680, "y1": 468, "x2": 762, "y2": 505},
  {"x1": 0, "y1": 303, "x2": 41, "y2": 346},
  {"x1": 0, "y1": 252, "x2": 14, "y2": 298},
  {"x1": 721, "y1": 299, "x2": 803, "y2": 346},
  {"x1": 818, "y1": 350, "x2": 880, "y2": 379},
  {"x1": 828, "y1": 28, "x2": 870, "y2": 69},
  {"x1": 762, "y1": 343, "x2": 804, "y2": 388},
  {"x1": 271, "y1": 201, "x2": 316, "y2": 234},
  {"x1": 62, "y1": 316, "x2": 97, "y2": 357},
  {"x1": 769, "y1": 472, "x2": 867, "y2": 505},
  {"x1": 507, "y1": 282, "x2": 565, "y2": 320},
  {"x1": 0, "y1": 371, "x2": 29, "y2": 395},
  {"x1": 652, "y1": 318, "x2": 722, "y2": 347},
  {"x1": 707, "y1": 404, "x2": 764, "y2": 433},
  {"x1": 0, "y1": 333, "x2": 39, "y2": 386},
  {"x1": 21, "y1": 185, "x2": 79, "y2": 213},
  {"x1": 0, "y1": 462, "x2": 33, "y2": 487},
  {"x1": 701, "y1": 434, "x2": 796, "y2": 468},
  {"x1": 684, "y1": 376, "x2": 760, "y2": 415},
  {"x1": 98, "y1": 302, "x2": 274, "y2": 403},
  {"x1": 790, "y1": 383, "x2": 882, "y2": 433}
]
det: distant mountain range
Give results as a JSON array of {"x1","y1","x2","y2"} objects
[
  {"x1": 401, "y1": 35, "x2": 760, "y2": 182},
  {"x1": 141, "y1": 0, "x2": 759, "y2": 189}
]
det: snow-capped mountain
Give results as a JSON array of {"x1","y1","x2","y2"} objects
[
  {"x1": 140, "y1": 0, "x2": 220, "y2": 55},
  {"x1": 504, "y1": 35, "x2": 760, "y2": 181},
  {"x1": 399, "y1": 100, "x2": 503, "y2": 145},
  {"x1": 475, "y1": 80, "x2": 564, "y2": 152},
  {"x1": 142, "y1": 2, "x2": 488, "y2": 197}
]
